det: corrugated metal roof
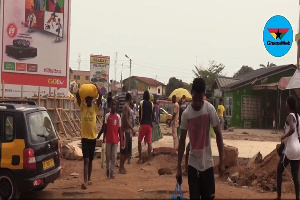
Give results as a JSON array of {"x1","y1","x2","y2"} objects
[
  {"x1": 223, "y1": 64, "x2": 296, "y2": 91},
  {"x1": 217, "y1": 77, "x2": 240, "y2": 88}
]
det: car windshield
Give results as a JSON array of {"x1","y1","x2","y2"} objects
[{"x1": 27, "y1": 111, "x2": 57, "y2": 143}]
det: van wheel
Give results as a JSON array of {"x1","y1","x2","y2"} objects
[
  {"x1": 34, "y1": 184, "x2": 48, "y2": 191},
  {"x1": 0, "y1": 171, "x2": 20, "y2": 200}
]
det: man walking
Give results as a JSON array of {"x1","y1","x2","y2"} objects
[
  {"x1": 218, "y1": 98, "x2": 225, "y2": 132},
  {"x1": 119, "y1": 93, "x2": 135, "y2": 174},
  {"x1": 76, "y1": 85, "x2": 102, "y2": 190},
  {"x1": 178, "y1": 95, "x2": 188, "y2": 139},
  {"x1": 138, "y1": 90, "x2": 154, "y2": 164},
  {"x1": 116, "y1": 86, "x2": 127, "y2": 115},
  {"x1": 176, "y1": 78, "x2": 225, "y2": 199},
  {"x1": 171, "y1": 95, "x2": 179, "y2": 150}
]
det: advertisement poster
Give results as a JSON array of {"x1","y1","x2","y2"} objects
[
  {"x1": 90, "y1": 55, "x2": 109, "y2": 95},
  {"x1": 0, "y1": 0, "x2": 70, "y2": 97}
]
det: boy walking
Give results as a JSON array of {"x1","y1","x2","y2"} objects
[{"x1": 103, "y1": 100, "x2": 121, "y2": 179}]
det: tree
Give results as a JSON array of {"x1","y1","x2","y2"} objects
[
  {"x1": 183, "y1": 83, "x2": 192, "y2": 93},
  {"x1": 166, "y1": 77, "x2": 184, "y2": 96},
  {"x1": 259, "y1": 62, "x2": 276, "y2": 68},
  {"x1": 193, "y1": 60, "x2": 225, "y2": 86},
  {"x1": 233, "y1": 65, "x2": 254, "y2": 77}
]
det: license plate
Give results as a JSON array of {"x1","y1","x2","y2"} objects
[{"x1": 43, "y1": 159, "x2": 54, "y2": 170}]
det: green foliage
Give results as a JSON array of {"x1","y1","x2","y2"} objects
[
  {"x1": 192, "y1": 60, "x2": 225, "y2": 86},
  {"x1": 166, "y1": 77, "x2": 184, "y2": 96},
  {"x1": 233, "y1": 65, "x2": 254, "y2": 77},
  {"x1": 259, "y1": 62, "x2": 277, "y2": 68}
]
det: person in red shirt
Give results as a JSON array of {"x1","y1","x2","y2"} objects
[{"x1": 103, "y1": 100, "x2": 121, "y2": 179}]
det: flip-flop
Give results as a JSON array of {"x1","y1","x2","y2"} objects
[
  {"x1": 88, "y1": 181, "x2": 93, "y2": 185},
  {"x1": 118, "y1": 170, "x2": 127, "y2": 174},
  {"x1": 137, "y1": 160, "x2": 142, "y2": 164},
  {"x1": 81, "y1": 183, "x2": 87, "y2": 190}
]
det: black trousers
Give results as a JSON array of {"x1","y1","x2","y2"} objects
[
  {"x1": 188, "y1": 166, "x2": 215, "y2": 200},
  {"x1": 277, "y1": 154, "x2": 300, "y2": 199}
]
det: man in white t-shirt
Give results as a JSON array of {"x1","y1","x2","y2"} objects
[{"x1": 176, "y1": 78, "x2": 225, "y2": 200}]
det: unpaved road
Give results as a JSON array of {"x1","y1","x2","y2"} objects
[{"x1": 22, "y1": 155, "x2": 294, "y2": 199}]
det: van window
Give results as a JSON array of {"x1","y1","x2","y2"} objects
[
  {"x1": 27, "y1": 111, "x2": 56, "y2": 143},
  {"x1": 4, "y1": 115, "x2": 14, "y2": 142}
]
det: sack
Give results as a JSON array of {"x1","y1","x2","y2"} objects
[
  {"x1": 277, "y1": 143, "x2": 285, "y2": 156},
  {"x1": 79, "y1": 84, "x2": 98, "y2": 100},
  {"x1": 171, "y1": 183, "x2": 184, "y2": 200}
]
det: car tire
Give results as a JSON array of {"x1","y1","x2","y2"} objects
[
  {"x1": 0, "y1": 170, "x2": 20, "y2": 200},
  {"x1": 34, "y1": 184, "x2": 48, "y2": 191}
]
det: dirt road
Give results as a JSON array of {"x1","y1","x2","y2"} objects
[
  {"x1": 23, "y1": 154, "x2": 294, "y2": 199},
  {"x1": 160, "y1": 123, "x2": 283, "y2": 142}
]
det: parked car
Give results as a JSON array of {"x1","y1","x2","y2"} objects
[
  {"x1": 159, "y1": 108, "x2": 172, "y2": 125},
  {"x1": 0, "y1": 100, "x2": 61, "y2": 199}
]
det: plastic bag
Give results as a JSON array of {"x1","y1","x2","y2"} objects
[
  {"x1": 171, "y1": 183, "x2": 184, "y2": 200},
  {"x1": 79, "y1": 84, "x2": 98, "y2": 100}
]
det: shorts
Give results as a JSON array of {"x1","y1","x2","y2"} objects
[
  {"x1": 81, "y1": 138, "x2": 96, "y2": 160},
  {"x1": 120, "y1": 132, "x2": 132, "y2": 155},
  {"x1": 139, "y1": 124, "x2": 152, "y2": 144},
  {"x1": 188, "y1": 166, "x2": 215, "y2": 199}
]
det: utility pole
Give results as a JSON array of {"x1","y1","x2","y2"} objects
[
  {"x1": 125, "y1": 54, "x2": 132, "y2": 91},
  {"x1": 114, "y1": 52, "x2": 118, "y2": 91},
  {"x1": 129, "y1": 58, "x2": 132, "y2": 91},
  {"x1": 76, "y1": 53, "x2": 81, "y2": 86},
  {"x1": 121, "y1": 63, "x2": 123, "y2": 89}
]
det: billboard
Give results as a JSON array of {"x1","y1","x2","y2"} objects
[
  {"x1": 0, "y1": 0, "x2": 70, "y2": 97},
  {"x1": 90, "y1": 55, "x2": 109, "y2": 95}
]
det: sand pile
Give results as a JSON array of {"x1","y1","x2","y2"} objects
[{"x1": 227, "y1": 147, "x2": 295, "y2": 193}]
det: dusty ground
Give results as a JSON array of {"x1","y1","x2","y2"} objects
[
  {"x1": 160, "y1": 123, "x2": 283, "y2": 142},
  {"x1": 21, "y1": 125, "x2": 294, "y2": 199},
  {"x1": 22, "y1": 154, "x2": 295, "y2": 199}
]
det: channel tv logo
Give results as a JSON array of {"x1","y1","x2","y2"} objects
[{"x1": 263, "y1": 15, "x2": 293, "y2": 57}]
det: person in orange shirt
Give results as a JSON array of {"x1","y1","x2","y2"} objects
[{"x1": 218, "y1": 99, "x2": 225, "y2": 132}]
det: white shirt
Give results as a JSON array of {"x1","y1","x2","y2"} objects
[
  {"x1": 181, "y1": 101, "x2": 219, "y2": 171},
  {"x1": 283, "y1": 113, "x2": 300, "y2": 160}
]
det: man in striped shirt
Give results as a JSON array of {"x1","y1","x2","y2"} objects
[{"x1": 116, "y1": 87, "x2": 127, "y2": 115}]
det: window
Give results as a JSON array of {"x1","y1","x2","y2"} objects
[
  {"x1": 158, "y1": 88, "x2": 161, "y2": 94},
  {"x1": 225, "y1": 97, "x2": 233, "y2": 117},
  {"x1": 74, "y1": 75, "x2": 80, "y2": 80},
  {"x1": 27, "y1": 111, "x2": 56, "y2": 143},
  {"x1": 4, "y1": 115, "x2": 14, "y2": 142},
  {"x1": 85, "y1": 76, "x2": 89, "y2": 80}
]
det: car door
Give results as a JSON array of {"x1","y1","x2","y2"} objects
[
  {"x1": 0, "y1": 112, "x2": 2, "y2": 168},
  {"x1": 1, "y1": 113, "x2": 25, "y2": 169},
  {"x1": 159, "y1": 108, "x2": 166, "y2": 123}
]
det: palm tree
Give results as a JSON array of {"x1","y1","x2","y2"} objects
[{"x1": 259, "y1": 62, "x2": 277, "y2": 68}]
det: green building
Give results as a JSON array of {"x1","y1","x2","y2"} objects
[{"x1": 210, "y1": 64, "x2": 297, "y2": 129}]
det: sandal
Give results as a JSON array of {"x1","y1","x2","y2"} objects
[
  {"x1": 137, "y1": 159, "x2": 142, "y2": 164},
  {"x1": 119, "y1": 170, "x2": 127, "y2": 174},
  {"x1": 81, "y1": 183, "x2": 87, "y2": 190},
  {"x1": 88, "y1": 181, "x2": 93, "y2": 185}
]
